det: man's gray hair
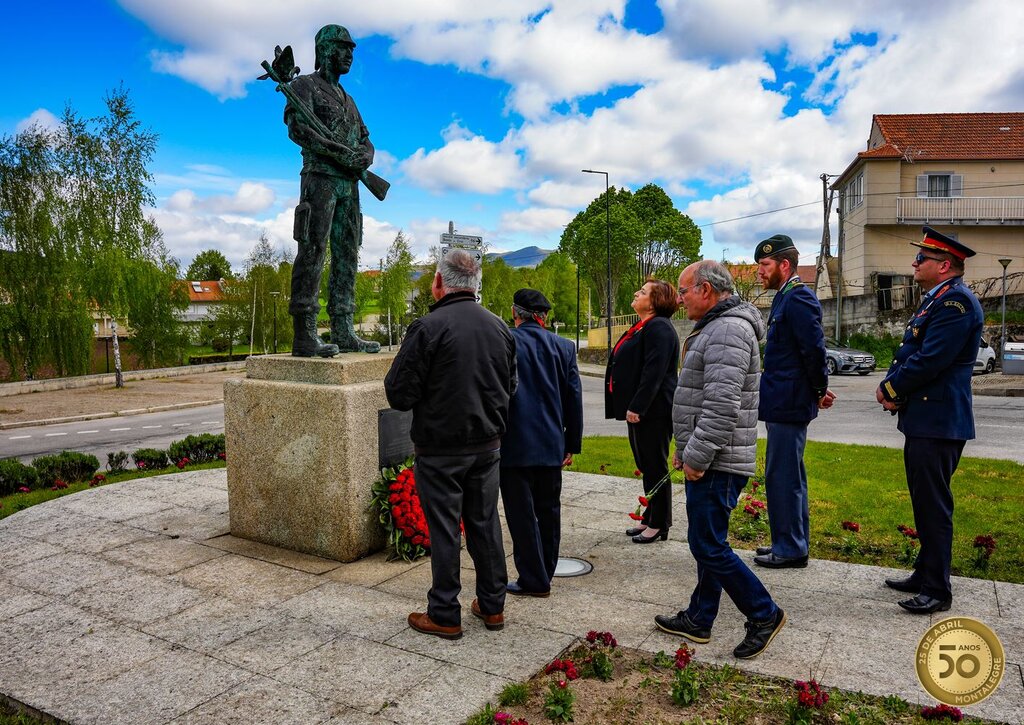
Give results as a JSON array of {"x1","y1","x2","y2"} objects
[
  {"x1": 692, "y1": 260, "x2": 735, "y2": 294},
  {"x1": 512, "y1": 305, "x2": 547, "y2": 322},
  {"x1": 438, "y1": 248, "x2": 482, "y2": 291}
]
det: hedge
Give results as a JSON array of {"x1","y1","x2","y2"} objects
[{"x1": 31, "y1": 451, "x2": 100, "y2": 486}]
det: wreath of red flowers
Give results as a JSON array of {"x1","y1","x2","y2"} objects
[{"x1": 371, "y1": 460, "x2": 431, "y2": 562}]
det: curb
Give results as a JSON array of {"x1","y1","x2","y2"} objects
[
  {"x1": 0, "y1": 361, "x2": 246, "y2": 398},
  {"x1": 0, "y1": 399, "x2": 224, "y2": 431}
]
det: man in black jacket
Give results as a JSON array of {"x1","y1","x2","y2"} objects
[
  {"x1": 384, "y1": 249, "x2": 517, "y2": 639},
  {"x1": 500, "y1": 289, "x2": 583, "y2": 597}
]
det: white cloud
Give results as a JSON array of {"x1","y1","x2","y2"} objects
[
  {"x1": 499, "y1": 207, "x2": 574, "y2": 233},
  {"x1": 15, "y1": 108, "x2": 61, "y2": 134},
  {"x1": 401, "y1": 123, "x2": 524, "y2": 193}
]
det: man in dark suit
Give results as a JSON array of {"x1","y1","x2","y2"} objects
[
  {"x1": 876, "y1": 227, "x2": 983, "y2": 614},
  {"x1": 500, "y1": 289, "x2": 583, "y2": 597},
  {"x1": 752, "y1": 235, "x2": 835, "y2": 569}
]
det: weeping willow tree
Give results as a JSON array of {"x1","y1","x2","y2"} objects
[{"x1": 0, "y1": 87, "x2": 185, "y2": 382}]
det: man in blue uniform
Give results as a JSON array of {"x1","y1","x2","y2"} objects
[
  {"x1": 752, "y1": 235, "x2": 835, "y2": 569},
  {"x1": 876, "y1": 227, "x2": 983, "y2": 614},
  {"x1": 500, "y1": 289, "x2": 583, "y2": 597}
]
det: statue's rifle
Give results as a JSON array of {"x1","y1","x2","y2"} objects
[{"x1": 259, "y1": 46, "x2": 389, "y2": 201}]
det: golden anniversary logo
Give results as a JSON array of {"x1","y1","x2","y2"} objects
[{"x1": 916, "y1": 617, "x2": 1004, "y2": 706}]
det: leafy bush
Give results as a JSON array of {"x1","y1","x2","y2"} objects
[
  {"x1": 132, "y1": 448, "x2": 169, "y2": 470},
  {"x1": 31, "y1": 451, "x2": 100, "y2": 485},
  {"x1": 844, "y1": 332, "x2": 901, "y2": 369},
  {"x1": 188, "y1": 353, "x2": 248, "y2": 365},
  {"x1": 107, "y1": 451, "x2": 130, "y2": 473},
  {"x1": 0, "y1": 459, "x2": 39, "y2": 495},
  {"x1": 167, "y1": 433, "x2": 225, "y2": 465},
  {"x1": 210, "y1": 337, "x2": 230, "y2": 353}
]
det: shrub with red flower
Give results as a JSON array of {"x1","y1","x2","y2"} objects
[
  {"x1": 217, "y1": 452, "x2": 226, "y2": 461},
  {"x1": 545, "y1": 657, "x2": 580, "y2": 680},
  {"x1": 90, "y1": 473, "x2": 106, "y2": 488},
  {"x1": 897, "y1": 524, "x2": 918, "y2": 539},
  {"x1": 920, "y1": 703, "x2": 963, "y2": 721},
  {"x1": 370, "y1": 460, "x2": 431, "y2": 561},
  {"x1": 16, "y1": 486, "x2": 30, "y2": 494},
  {"x1": 674, "y1": 644, "x2": 693, "y2": 669},
  {"x1": 493, "y1": 713, "x2": 529, "y2": 725},
  {"x1": 839, "y1": 519, "x2": 862, "y2": 554},
  {"x1": 972, "y1": 534, "x2": 997, "y2": 571},
  {"x1": 176, "y1": 457, "x2": 191, "y2": 470},
  {"x1": 585, "y1": 630, "x2": 617, "y2": 648},
  {"x1": 896, "y1": 523, "x2": 919, "y2": 564},
  {"x1": 743, "y1": 497, "x2": 766, "y2": 518},
  {"x1": 793, "y1": 679, "x2": 829, "y2": 710},
  {"x1": 841, "y1": 520, "x2": 860, "y2": 533},
  {"x1": 137, "y1": 461, "x2": 147, "y2": 470},
  {"x1": 50, "y1": 479, "x2": 68, "y2": 491}
]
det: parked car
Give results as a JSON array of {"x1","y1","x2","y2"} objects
[
  {"x1": 975, "y1": 337, "x2": 996, "y2": 374},
  {"x1": 824, "y1": 339, "x2": 876, "y2": 375}
]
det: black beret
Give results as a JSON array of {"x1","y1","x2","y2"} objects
[
  {"x1": 754, "y1": 234, "x2": 796, "y2": 262},
  {"x1": 513, "y1": 288, "x2": 551, "y2": 313}
]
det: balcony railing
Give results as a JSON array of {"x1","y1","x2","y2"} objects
[{"x1": 896, "y1": 196, "x2": 1024, "y2": 224}]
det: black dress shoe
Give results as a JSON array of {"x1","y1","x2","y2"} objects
[
  {"x1": 507, "y1": 581, "x2": 550, "y2": 598},
  {"x1": 632, "y1": 529, "x2": 668, "y2": 543},
  {"x1": 654, "y1": 612, "x2": 711, "y2": 643},
  {"x1": 626, "y1": 526, "x2": 648, "y2": 537},
  {"x1": 753, "y1": 553, "x2": 808, "y2": 569},
  {"x1": 755, "y1": 546, "x2": 772, "y2": 556},
  {"x1": 734, "y1": 608, "x2": 786, "y2": 659},
  {"x1": 898, "y1": 594, "x2": 951, "y2": 614},
  {"x1": 884, "y1": 575, "x2": 921, "y2": 593}
]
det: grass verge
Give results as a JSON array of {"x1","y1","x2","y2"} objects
[
  {"x1": 0, "y1": 460, "x2": 226, "y2": 522},
  {"x1": 572, "y1": 436, "x2": 1024, "y2": 584}
]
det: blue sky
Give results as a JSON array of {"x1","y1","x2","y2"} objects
[{"x1": 4, "y1": 0, "x2": 1022, "y2": 272}]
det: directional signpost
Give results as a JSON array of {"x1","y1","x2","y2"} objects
[{"x1": 439, "y1": 221, "x2": 484, "y2": 300}]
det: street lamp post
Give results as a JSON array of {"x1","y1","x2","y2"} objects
[
  {"x1": 269, "y1": 291, "x2": 280, "y2": 354},
  {"x1": 581, "y1": 168, "x2": 611, "y2": 357},
  {"x1": 999, "y1": 258, "x2": 1012, "y2": 369}
]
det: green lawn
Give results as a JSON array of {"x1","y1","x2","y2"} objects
[
  {"x1": 0, "y1": 461, "x2": 227, "y2": 522},
  {"x1": 572, "y1": 436, "x2": 1024, "y2": 584}
]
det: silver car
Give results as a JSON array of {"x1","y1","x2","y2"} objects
[{"x1": 824, "y1": 339, "x2": 876, "y2": 375}]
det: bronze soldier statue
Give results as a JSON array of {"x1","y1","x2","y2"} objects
[{"x1": 262, "y1": 25, "x2": 388, "y2": 356}]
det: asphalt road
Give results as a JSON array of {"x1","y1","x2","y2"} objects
[
  {"x1": 3, "y1": 405, "x2": 224, "y2": 464},
  {"x1": 4, "y1": 372, "x2": 1022, "y2": 464},
  {"x1": 581, "y1": 372, "x2": 1024, "y2": 464}
]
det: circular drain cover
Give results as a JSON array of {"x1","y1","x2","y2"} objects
[{"x1": 553, "y1": 557, "x2": 593, "y2": 577}]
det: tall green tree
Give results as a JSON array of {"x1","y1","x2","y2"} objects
[
  {"x1": 186, "y1": 249, "x2": 233, "y2": 280},
  {"x1": 531, "y1": 252, "x2": 578, "y2": 327},
  {"x1": 379, "y1": 231, "x2": 414, "y2": 341},
  {"x1": 559, "y1": 183, "x2": 701, "y2": 320}
]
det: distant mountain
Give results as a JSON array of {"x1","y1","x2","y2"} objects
[{"x1": 485, "y1": 246, "x2": 555, "y2": 268}]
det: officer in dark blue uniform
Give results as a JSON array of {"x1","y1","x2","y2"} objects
[
  {"x1": 876, "y1": 227, "x2": 983, "y2": 614},
  {"x1": 500, "y1": 289, "x2": 583, "y2": 597},
  {"x1": 752, "y1": 234, "x2": 835, "y2": 569}
]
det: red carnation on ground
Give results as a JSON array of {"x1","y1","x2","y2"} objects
[
  {"x1": 897, "y1": 524, "x2": 918, "y2": 539},
  {"x1": 841, "y1": 520, "x2": 860, "y2": 533},
  {"x1": 794, "y1": 679, "x2": 829, "y2": 710},
  {"x1": 920, "y1": 703, "x2": 963, "y2": 721}
]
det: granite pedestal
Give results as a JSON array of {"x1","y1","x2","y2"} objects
[{"x1": 224, "y1": 354, "x2": 396, "y2": 562}]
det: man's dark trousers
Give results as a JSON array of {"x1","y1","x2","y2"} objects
[
  {"x1": 764, "y1": 421, "x2": 809, "y2": 559},
  {"x1": 905, "y1": 437, "x2": 964, "y2": 600},
  {"x1": 415, "y1": 451, "x2": 507, "y2": 625},
  {"x1": 500, "y1": 467, "x2": 561, "y2": 592}
]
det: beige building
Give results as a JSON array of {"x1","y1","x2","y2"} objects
[{"x1": 829, "y1": 113, "x2": 1023, "y2": 311}]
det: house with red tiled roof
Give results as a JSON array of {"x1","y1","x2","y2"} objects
[
  {"x1": 725, "y1": 263, "x2": 819, "y2": 308},
  {"x1": 177, "y1": 280, "x2": 227, "y2": 324},
  {"x1": 828, "y1": 113, "x2": 1023, "y2": 323}
]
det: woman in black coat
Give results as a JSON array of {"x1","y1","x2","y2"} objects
[{"x1": 604, "y1": 278, "x2": 680, "y2": 543}]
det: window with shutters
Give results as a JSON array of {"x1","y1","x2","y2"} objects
[
  {"x1": 916, "y1": 173, "x2": 963, "y2": 198},
  {"x1": 844, "y1": 173, "x2": 864, "y2": 210}
]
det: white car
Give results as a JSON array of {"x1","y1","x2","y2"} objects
[{"x1": 975, "y1": 337, "x2": 996, "y2": 374}]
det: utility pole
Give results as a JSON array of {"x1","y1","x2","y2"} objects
[
  {"x1": 834, "y1": 202, "x2": 845, "y2": 340},
  {"x1": 816, "y1": 173, "x2": 836, "y2": 294}
]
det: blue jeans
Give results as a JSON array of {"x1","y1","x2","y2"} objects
[
  {"x1": 684, "y1": 469, "x2": 777, "y2": 628},
  {"x1": 764, "y1": 421, "x2": 810, "y2": 559}
]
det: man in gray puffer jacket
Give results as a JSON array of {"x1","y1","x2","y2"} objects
[{"x1": 654, "y1": 260, "x2": 786, "y2": 660}]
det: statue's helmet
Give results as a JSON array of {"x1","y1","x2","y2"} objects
[{"x1": 314, "y1": 25, "x2": 356, "y2": 70}]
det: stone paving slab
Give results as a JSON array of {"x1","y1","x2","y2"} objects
[{"x1": 1, "y1": 468, "x2": 1022, "y2": 724}]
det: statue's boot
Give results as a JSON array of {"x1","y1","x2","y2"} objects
[
  {"x1": 331, "y1": 315, "x2": 381, "y2": 354},
  {"x1": 292, "y1": 314, "x2": 339, "y2": 358}
]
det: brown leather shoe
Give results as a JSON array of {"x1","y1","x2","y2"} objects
[
  {"x1": 471, "y1": 599, "x2": 504, "y2": 631},
  {"x1": 408, "y1": 611, "x2": 462, "y2": 640}
]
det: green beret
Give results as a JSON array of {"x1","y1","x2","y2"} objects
[{"x1": 754, "y1": 234, "x2": 796, "y2": 262}]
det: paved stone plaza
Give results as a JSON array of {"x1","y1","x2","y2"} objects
[{"x1": 1, "y1": 470, "x2": 1021, "y2": 724}]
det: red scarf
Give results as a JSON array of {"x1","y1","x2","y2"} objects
[{"x1": 609, "y1": 316, "x2": 653, "y2": 392}]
